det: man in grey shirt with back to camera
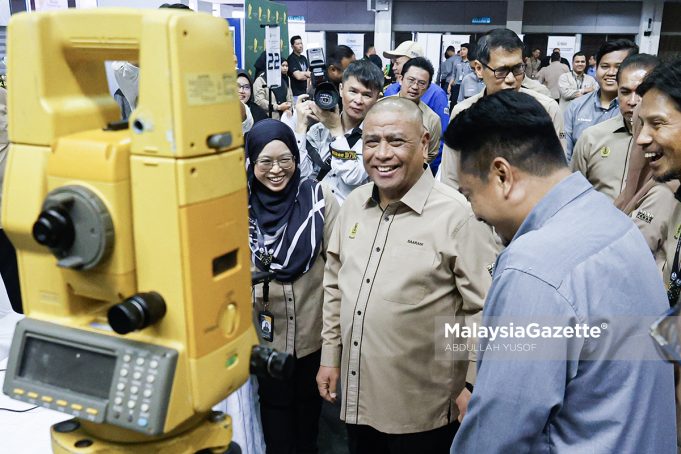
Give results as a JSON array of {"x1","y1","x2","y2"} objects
[{"x1": 445, "y1": 89, "x2": 676, "y2": 453}]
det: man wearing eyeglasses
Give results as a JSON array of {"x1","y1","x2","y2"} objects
[
  {"x1": 439, "y1": 29, "x2": 564, "y2": 190},
  {"x1": 393, "y1": 57, "x2": 442, "y2": 165}
]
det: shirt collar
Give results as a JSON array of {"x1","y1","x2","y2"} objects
[
  {"x1": 674, "y1": 185, "x2": 681, "y2": 203},
  {"x1": 366, "y1": 168, "x2": 435, "y2": 214},
  {"x1": 592, "y1": 89, "x2": 619, "y2": 111},
  {"x1": 512, "y1": 172, "x2": 592, "y2": 242}
]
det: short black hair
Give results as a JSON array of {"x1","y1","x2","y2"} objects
[
  {"x1": 595, "y1": 39, "x2": 638, "y2": 66},
  {"x1": 572, "y1": 52, "x2": 585, "y2": 61},
  {"x1": 636, "y1": 57, "x2": 681, "y2": 112},
  {"x1": 401, "y1": 57, "x2": 434, "y2": 86},
  {"x1": 290, "y1": 35, "x2": 302, "y2": 46},
  {"x1": 616, "y1": 53, "x2": 659, "y2": 83},
  {"x1": 550, "y1": 52, "x2": 560, "y2": 62},
  {"x1": 445, "y1": 46, "x2": 456, "y2": 58},
  {"x1": 461, "y1": 43, "x2": 470, "y2": 51},
  {"x1": 328, "y1": 45, "x2": 355, "y2": 69},
  {"x1": 475, "y1": 29, "x2": 524, "y2": 65},
  {"x1": 444, "y1": 90, "x2": 566, "y2": 180},
  {"x1": 343, "y1": 60, "x2": 385, "y2": 94}
]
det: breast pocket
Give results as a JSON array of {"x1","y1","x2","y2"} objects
[{"x1": 378, "y1": 246, "x2": 435, "y2": 305}]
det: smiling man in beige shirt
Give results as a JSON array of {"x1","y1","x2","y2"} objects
[{"x1": 316, "y1": 97, "x2": 498, "y2": 453}]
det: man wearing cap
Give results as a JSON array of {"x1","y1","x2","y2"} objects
[
  {"x1": 316, "y1": 97, "x2": 498, "y2": 454},
  {"x1": 571, "y1": 54, "x2": 659, "y2": 201},
  {"x1": 384, "y1": 41, "x2": 450, "y2": 174},
  {"x1": 440, "y1": 29, "x2": 564, "y2": 190}
]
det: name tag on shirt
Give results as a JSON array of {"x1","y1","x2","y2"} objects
[
  {"x1": 331, "y1": 148, "x2": 357, "y2": 160},
  {"x1": 258, "y1": 310, "x2": 274, "y2": 342}
]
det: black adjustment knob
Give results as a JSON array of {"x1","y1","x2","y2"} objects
[
  {"x1": 32, "y1": 207, "x2": 75, "y2": 252},
  {"x1": 250, "y1": 345, "x2": 295, "y2": 380},
  {"x1": 108, "y1": 292, "x2": 167, "y2": 335}
]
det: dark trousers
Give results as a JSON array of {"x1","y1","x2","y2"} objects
[
  {"x1": 0, "y1": 229, "x2": 22, "y2": 313},
  {"x1": 257, "y1": 349, "x2": 322, "y2": 454},
  {"x1": 346, "y1": 421, "x2": 459, "y2": 454},
  {"x1": 449, "y1": 84, "x2": 461, "y2": 110}
]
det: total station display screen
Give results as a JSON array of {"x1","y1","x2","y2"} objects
[{"x1": 18, "y1": 336, "x2": 116, "y2": 399}]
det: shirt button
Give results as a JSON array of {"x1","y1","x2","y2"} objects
[
  {"x1": 366, "y1": 278, "x2": 370, "y2": 283},
  {"x1": 357, "y1": 310, "x2": 362, "y2": 315},
  {"x1": 353, "y1": 341, "x2": 358, "y2": 346},
  {"x1": 375, "y1": 247, "x2": 380, "y2": 252},
  {"x1": 288, "y1": 298, "x2": 292, "y2": 302},
  {"x1": 384, "y1": 217, "x2": 390, "y2": 222},
  {"x1": 351, "y1": 371, "x2": 356, "y2": 376},
  {"x1": 289, "y1": 316, "x2": 294, "y2": 320}
]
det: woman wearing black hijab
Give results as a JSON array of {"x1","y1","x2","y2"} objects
[
  {"x1": 247, "y1": 119, "x2": 339, "y2": 453},
  {"x1": 238, "y1": 70, "x2": 268, "y2": 124}
]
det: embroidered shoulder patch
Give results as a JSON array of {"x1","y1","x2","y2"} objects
[
  {"x1": 599, "y1": 146, "x2": 611, "y2": 157},
  {"x1": 635, "y1": 210, "x2": 654, "y2": 224},
  {"x1": 331, "y1": 148, "x2": 357, "y2": 161}
]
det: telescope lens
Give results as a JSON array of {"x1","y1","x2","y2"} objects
[{"x1": 108, "y1": 292, "x2": 167, "y2": 334}]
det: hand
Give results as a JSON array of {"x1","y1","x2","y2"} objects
[
  {"x1": 455, "y1": 387, "x2": 472, "y2": 423},
  {"x1": 310, "y1": 103, "x2": 343, "y2": 137},
  {"x1": 316, "y1": 366, "x2": 340, "y2": 403},
  {"x1": 278, "y1": 102, "x2": 292, "y2": 112},
  {"x1": 305, "y1": 70, "x2": 312, "y2": 79},
  {"x1": 583, "y1": 86, "x2": 595, "y2": 94},
  {"x1": 295, "y1": 95, "x2": 318, "y2": 133}
]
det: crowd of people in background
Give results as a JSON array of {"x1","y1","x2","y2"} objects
[{"x1": 218, "y1": 26, "x2": 681, "y2": 454}]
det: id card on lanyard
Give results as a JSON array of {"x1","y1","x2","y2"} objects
[{"x1": 255, "y1": 224, "x2": 275, "y2": 342}]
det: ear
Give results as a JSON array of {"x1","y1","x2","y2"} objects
[
  {"x1": 420, "y1": 129, "x2": 431, "y2": 162},
  {"x1": 473, "y1": 61, "x2": 483, "y2": 78},
  {"x1": 490, "y1": 157, "x2": 514, "y2": 198}
]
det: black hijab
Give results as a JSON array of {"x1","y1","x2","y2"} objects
[
  {"x1": 238, "y1": 70, "x2": 268, "y2": 122},
  {"x1": 246, "y1": 119, "x2": 325, "y2": 282}
]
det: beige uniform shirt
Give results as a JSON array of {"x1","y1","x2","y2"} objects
[
  {"x1": 253, "y1": 75, "x2": 293, "y2": 121},
  {"x1": 628, "y1": 183, "x2": 677, "y2": 271},
  {"x1": 418, "y1": 100, "x2": 442, "y2": 163},
  {"x1": 321, "y1": 170, "x2": 498, "y2": 434},
  {"x1": 558, "y1": 72, "x2": 598, "y2": 113},
  {"x1": 440, "y1": 88, "x2": 564, "y2": 190},
  {"x1": 662, "y1": 192, "x2": 681, "y2": 287},
  {"x1": 521, "y1": 76, "x2": 551, "y2": 98},
  {"x1": 536, "y1": 61, "x2": 570, "y2": 100},
  {"x1": 252, "y1": 185, "x2": 340, "y2": 358},
  {"x1": 570, "y1": 114, "x2": 633, "y2": 201}
]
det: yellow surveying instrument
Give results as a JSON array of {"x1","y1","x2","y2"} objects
[{"x1": 1, "y1": 8, "x2": 289, "y2": 453}]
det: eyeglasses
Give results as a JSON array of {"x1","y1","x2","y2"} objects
[
  {"x1": 481, "y1": 62, "x2": 526, "y2": 79},
  {"x1": 255, "y1": 154, "x2": 295, "y2": 171},
  {"x1": 404, "y1": 76, "x2": 428, "y2": 89},
  {"x1": 237, "y1": 84, "x2": 251, "y2": 91}
]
